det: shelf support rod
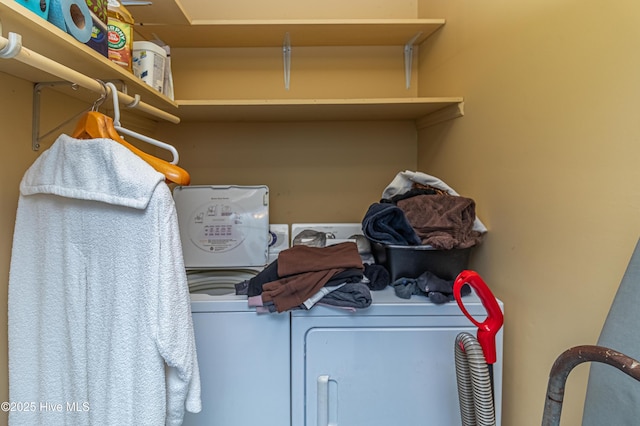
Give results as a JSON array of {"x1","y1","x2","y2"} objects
[
  {"x1": 0, "y1": 31, "x2": 180, "y2": 124},
  {"x1": 404, "y1": 32, "x2": 422, "y2": 90},
  {"x1": 283, "y1": 32, "x2": 291, "y2": 90}
]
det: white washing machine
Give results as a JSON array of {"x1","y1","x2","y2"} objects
[
  {"x1": 185, "y1": 295, "x2": 290, "y2": 426},
  {"x1": 174, "y1": 186, "x2": 291, "y2": 426}
]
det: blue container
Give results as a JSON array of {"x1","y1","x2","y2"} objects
[{"x1": 14, "y1": 0, "x2": 50, "y2": 19}]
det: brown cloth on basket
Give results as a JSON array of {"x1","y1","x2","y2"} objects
[
  {"x1": 261, "y1": 242, "x2": 364, "y2": 313},
  {"x1": 397, "y1": 194, "x2": 482, "y2": 250}
]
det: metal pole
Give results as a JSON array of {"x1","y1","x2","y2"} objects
[{"x1": 542, "y1": 345, "x2": 640, "y2": 426}]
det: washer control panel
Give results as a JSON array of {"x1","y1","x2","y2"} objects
[
  {"x1": 174, "y1": 185, "x2": 269, "y2": 268},
  {"x1": 189, "y1": 200, "x2": 250, "y2": 253}
]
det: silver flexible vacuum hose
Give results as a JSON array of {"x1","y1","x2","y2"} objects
[{"x1": 455, "y1": 332, "x2": 496, "y2": 426}]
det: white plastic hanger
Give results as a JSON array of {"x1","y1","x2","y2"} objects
[
  {"x1": 73, "y1": 83, "x2": 190, "y2": 185},
  {"x1": 104, "y1": 82, "x2": 180, "y2": 164}
]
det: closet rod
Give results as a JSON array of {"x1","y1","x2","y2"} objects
[{"x1": 0, "y1": 32, "x2": 180, "y2": 124}]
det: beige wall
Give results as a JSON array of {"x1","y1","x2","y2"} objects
[
  {"x1": 158, "y1": 120, "x2": 418, "y2": 224},
  {"x1": 0, "y1": 73, "x2": 40, "y2": 426},
  {"x1": 418, "y1": 1, "x2": 640, "y2": 424},
  {"x1": 180, "y1": 0, "x2": 417, "y2": 20},
  {"x1": 171, "y1": 46, "x2": 416, "y2": 100}
]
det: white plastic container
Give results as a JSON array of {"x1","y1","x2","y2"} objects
[{"x1": 132, "y1": 41, "x2": 167, "y2": 94}]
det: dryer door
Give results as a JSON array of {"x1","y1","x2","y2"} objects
[{"x1": 291, "y1": 312, "x2": 503, "y2": 426}]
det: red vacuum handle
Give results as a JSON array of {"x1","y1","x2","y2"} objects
[{"x1": 453, "y1": 270, "x2": 504, "y2": 365}]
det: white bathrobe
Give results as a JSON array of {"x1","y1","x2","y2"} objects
[{"x1": 8, "y1": 134, "x2": 201, "y2": 425}]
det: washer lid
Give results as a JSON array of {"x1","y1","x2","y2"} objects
[
  {"x1": 187, "y1": 268, "x2": 260, "y2": 295},
  {"x1": 173, "y1": 185, "x2": 269, "y2": 268}
]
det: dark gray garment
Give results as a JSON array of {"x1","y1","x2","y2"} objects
[
  {"x1": 361, "y1": 202, "x2": 421, "y2": 246},
  {"x1": 390, "y1": 270, "x2": 469, "y2": 304},
  {"x1": 319, "y1": 282, "x2": 372, "y2": 309}
]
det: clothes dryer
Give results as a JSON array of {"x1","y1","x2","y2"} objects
[{"x1": 290, "y1": 287, "x2": 503, "y2": 426}]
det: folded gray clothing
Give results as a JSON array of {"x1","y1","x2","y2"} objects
[
  {"x1": 391, "y1": 270, "x2": 470, "y2": 304},
  {"x1": 362, "y1": 202, "x2": 421, "y2": 246},
  {"x1": 319, "y1": 282, "x2": 372, "y2": 309}
]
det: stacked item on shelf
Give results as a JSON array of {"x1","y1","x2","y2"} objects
[
  {"x1": 15, "y1": 0, "x2": 110, "y2": 56},
  {"x1": 14, "y1": 0, "x2": 174, "y2": 97},
  {"x1": 107, "y1": 0, "x2": 134, "y2": 69},
  {"x1": 132, "y1": 41, "x2": 174, "y2": 98}
]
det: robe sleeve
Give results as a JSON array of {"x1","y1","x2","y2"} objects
[{"x1": 154, "y1": 193, "x2": 202, "y2": 425}]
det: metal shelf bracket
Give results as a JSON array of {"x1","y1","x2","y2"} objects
[
  {"x1": 32, "y1": 82, "x2": 81, "y2": 151},
  {"x1": 31, "y1": 80, "x2": 128, "y2": 151},
  {"x1": 404, "y1": 32, "x2": 423, "y2": 89},
  {"x1": 283, "y1": 32, "x2": 291, "y2": 90}
]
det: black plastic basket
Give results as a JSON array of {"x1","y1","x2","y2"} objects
[{"x1": 371, "y1": 241, "x2": 473, "y2": 281}]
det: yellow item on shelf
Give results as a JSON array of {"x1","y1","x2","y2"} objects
[{"x1": 107, "y1": 0, "x2": 134, "y2": 72}]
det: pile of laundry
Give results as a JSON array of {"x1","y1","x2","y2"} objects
[
  {"x1": 361, "y1": 170, "x2": 487, "y2": 303},
  {"x1": 363, "y1": 170, "x2": 487, "y2": 250},
  {"x1": 235, "y1": 241, "x2": 390, "y2": 313}
]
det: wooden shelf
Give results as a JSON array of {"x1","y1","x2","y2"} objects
[
  {"x1": 175, "y1": 98, "x2": 464, "y2": 126},
  {"x1": 133, "y1": 19, "x2": 445, "y2": 48},
  {"x1": 1, "y1": 0, "x2": 462, "y2": 128},
  {"x1": 124, "y1": 1, "x2": 190, "y2": 25},
  {"x1": 127, "y1": 5, "x2": 456, "y2": 127},
  {"x1": 128, "y1": 11, "x2": 457, "y2": 127},
  {"x1": 0, "y1": 0, "x2": 178, "y2": 117}
]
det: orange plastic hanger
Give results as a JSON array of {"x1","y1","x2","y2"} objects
[{"x1": 72, "y1": 111, "x2": 190, "y2": 186}]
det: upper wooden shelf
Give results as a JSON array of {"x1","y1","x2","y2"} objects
[
  {"x1": 128, "y1": 1, "x2": 444, "y2": 48},
  {"x1": 175, "y1": 98, "x2": 464, "y2": 127},
  {"x1": 125, "y1": 0, "x2": 190, "y2": 25},
  {"x1": 0, "y1": 0, "x2": 178, "y2": 116},
  {"x1": 129, "y1": 9, "x2": 459, "y2": 127},
  {"x1": 133, "y1": 19, "x2": 445, "y2": 48},
  {"x1": 1, "y1": 0, "x2": 461, "y2": 127}
]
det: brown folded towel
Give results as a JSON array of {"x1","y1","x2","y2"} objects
[{"x1": 397, "y1": 194, "x2": 482, "y2": 249}]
